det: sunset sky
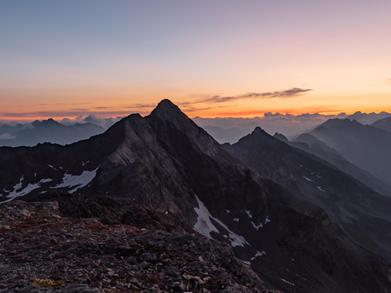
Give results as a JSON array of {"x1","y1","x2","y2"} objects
[{"x1": 1, "y1": 0, "x2": 391, "y2": 120}]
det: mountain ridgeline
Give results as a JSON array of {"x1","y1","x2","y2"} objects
[
  {"x1": 308, "y1": 118, "x2": 391, "y2": 187},
  {"x1": 0, "y1": 119, "x2": 104, "y2": 147},
  {"x1": 227, "y1": 127, "x2": 391, "y2": 261},
  {"x1": 372, "y1": 116, "x2": 391, "y2": 132},
  {"x1": 292, "y1": 132, "x2": 391, "y2": 195},
  {"x1": 0, "y1": 100, "x2": 390, "y2": 292}
]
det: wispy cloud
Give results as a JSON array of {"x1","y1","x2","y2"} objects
[
  {"x1": 198, "y1": 88, "x2": 312, "y2": 104},
  {"x1": 386, "y1": 79, "x2": 391, "y2": 84}
]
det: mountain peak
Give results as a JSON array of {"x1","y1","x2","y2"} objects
[
  {"x1": 149, "y1": 99, "x2": 191, "y2": 128},
  {"x1": 153, "y1": 99, "x2": 183, "y2": 115},
  {"x1": 236, "y1": 126, "x2": 274, "y2": 145},
  {"x1": 252, "y1": 127, "x2": 269, "y2": 136},
  {"x1": 318, "y1": 118, "x2": 361, "y2": 129},
  {"x1": 32, "y1": 118, "x2": 63, "y2": 128}
]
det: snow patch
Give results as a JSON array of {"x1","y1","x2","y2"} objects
[
  {"x1": 193, "y1": 196, "x2": 219, "y2": 239},
  {"x1": 251, "y1": 216, "x2": 271, "y2": 230},
  {"x1": 265, "y1": 216, "x2": 271, "y2": 224},
  {"x1": 193, "y1": 196, "x2": 249, "y2": 247},
  {"x1": 251, "y1": 250, "x2": 266, "y2": 261},
  {"x1": 251, "y1": 221, "x2": 263, "y2": 230},
  {"x1": 54, "y1": 168, "x2": 98, "y2": 193},
  {"x1": 281, "y1": 278, "x2": 295, "y2": 286},
  {"x1": 317, "y1": 186, "x2": 326, "y2": 192},
  {"x1": 0, "y1": 177, "x2": 52, "y2": 204},
  {"x1": 211, "y1": 217, "x2": 249, "y2": 247},
  {"x1": 233, "y1": 217, "x2": 239, "y2": 222},
  {"x1": 245, "y1": 210, "x2": 253, "y2": 218},
  {"x1": 240, "y1": 260, "x2": 251, "y2": 266},
  {"x1": 303, "y1": 176, "x2": 314, "y2": 182}
]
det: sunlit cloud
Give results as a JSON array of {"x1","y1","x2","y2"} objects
[{"x1": 198, "y1": 88, "x2": 312, "y2": 104}]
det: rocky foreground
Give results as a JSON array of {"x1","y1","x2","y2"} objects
[{"x1": 0, "y1": 201, "x2": 278, "y2": 292}]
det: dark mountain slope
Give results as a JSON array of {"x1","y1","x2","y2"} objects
[
  {"x1": 293, "y1": 133, "x2": 391, "y2": 195},
  {"x1": 228, "y1": 127, "x2": 391, "y2": 264},
  {"x1": 309, "y1": 118, "x2": 391, "y2": 185},
  {"x1": 372, "y1": 116, "x2": 391, "y2": 132},
  {"x1": 0, "y1": 100, "x2": 390, "y2": 292}
]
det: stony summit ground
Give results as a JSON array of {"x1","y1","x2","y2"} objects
[{"x1": 0, "y1": 200, "x2": 279, "y2": 292}]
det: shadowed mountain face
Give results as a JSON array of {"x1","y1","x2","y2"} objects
[
  {"x1": 309, "y1": 119, "x2": 391, "y2": 186},
  {"x1": 0, "y1": 119, "x2": 103, "y2": 147},
  {"x1": 228, "y1": 128, "x2": 391, "y2": 261},
  {"x1": 293, "y1": 133, "x2": 391, "y2": 195},
  {"x1": 0, "y1": 100, "x2": 390, "y2": 292},
  {"x1": 372, "y1": 116, "x2": 391, "y2": 133}
]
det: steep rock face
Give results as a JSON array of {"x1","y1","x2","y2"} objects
[
  {"x1": 146, "y1": 100, "x2": 269, "y2": 225},
  {"x1": 0, "y1": 100, "x2": 391, "y2": 292}
]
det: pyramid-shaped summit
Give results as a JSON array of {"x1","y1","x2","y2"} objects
[{"x1": 149, "y1": 98, "x2": 194, "y2": 128}]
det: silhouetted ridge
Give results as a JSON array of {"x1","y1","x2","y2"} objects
[
  {"x1": 32, "y1": 118, "x2": 64, "y2": 128},
  {"x1": 150, "y1": 99, "x2": 188, "y2": 121},
  {"x1": 310, "y1": 116, "x2": 391, "y2": 185},
  {"x1": 252, "y1": 126, "x2": 268, "y2": 136},
  {"x1": 372, "y1": 116, "x2": 391, "y2": 132},
  {"x1": 292, "y1": 132, "x2": 391, "y2": 195},
  {"x1": 149, "y1": 99, "x2": 201, "y2": 131},
  {"x1": 317, "y1": 118, "x2": 361, "y2": 129},
  {"x1": 239, "y1": 127, "x2": 276, "y2": 143},
  {"x1": 154, "y1": 99, "x2": 182, "y2": 112},
  {"x1": 273, "y1": 132, "x2": 288, "y2": 142}
]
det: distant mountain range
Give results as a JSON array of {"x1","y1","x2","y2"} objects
[
  {"x1": 195, "y1": 111, "x2": 391, "y2": 143},
  {"x1": 226, "y1": 127, "x2": 391, "y2": 262},
  {"x1": 1, "y1": 100, "x2": 390, "y2": 292},
  {"x1": 0, "y1": 119, "x2": 104, "y2": 146},
  {"x1": 1, "y1": 110, "x2": 389, "y2": 147},
  {"x1": 307, "y1": 119, "x2": 391, "y2": 187},
  {"x1": 292, "y1": 132, "x2": 391, "y2": 195}
]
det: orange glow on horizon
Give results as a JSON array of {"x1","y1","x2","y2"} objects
[{"x1": 1, "y1": 96, "x2": 391, "y2": 122}]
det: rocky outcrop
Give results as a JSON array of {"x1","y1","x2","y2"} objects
[{"x1": 0, "y1": 200, "x2": 276, "y2": 292}]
